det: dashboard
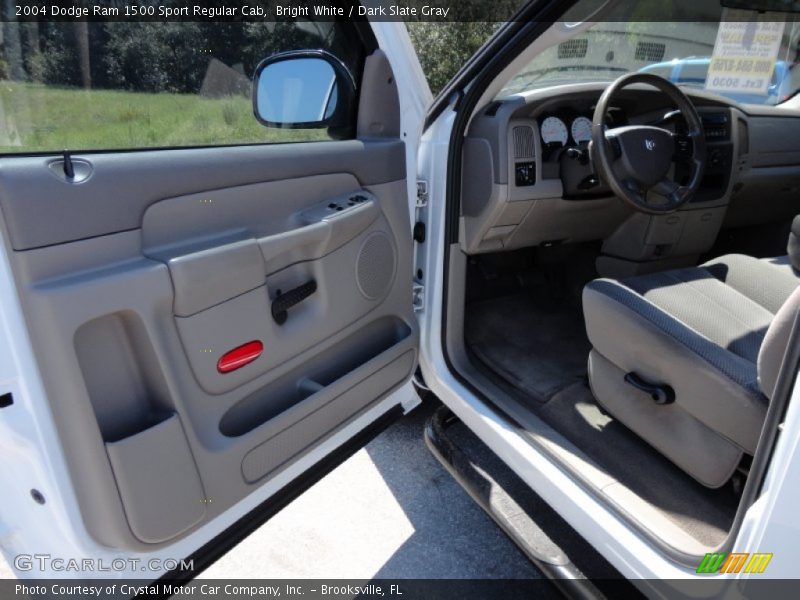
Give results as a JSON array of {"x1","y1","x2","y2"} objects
[
  {"x1": 526, "y1": 105, "x2": 628, "y2": 196},
  {"x1": 460, "y1": 82, "x2": 800, "y2": 271}
]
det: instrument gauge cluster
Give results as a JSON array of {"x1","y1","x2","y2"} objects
[
  {"x1": 570, "y1": 116, "x2": 593, "y2": 144},
  {"x1": 540, "y1": 116, "x2": 569, "y2": 146},
  {"x1": 540, "y1": 114, "x2": 596, "y2": 147}
]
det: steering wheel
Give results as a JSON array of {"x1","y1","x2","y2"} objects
[{"x1": 590, "y1": 73, "x2": 706, "y2": 214}]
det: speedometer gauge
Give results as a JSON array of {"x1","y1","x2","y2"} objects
[
  {"x1": 571, "y1": 116, "x2": 592, "y2": 144},
  {"x1": 540, "y1": 116, "x2": 568, "y2": 146}
]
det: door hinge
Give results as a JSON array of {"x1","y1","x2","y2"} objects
[
  {"x1": 416, "y1": 180, "x2": 428, "y2": 208},
  {"x1": 413, "y1": 284, "x2": 425, "y2": 312}
]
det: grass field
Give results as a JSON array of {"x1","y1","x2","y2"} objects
[{"x1": 0, "y1": 82, "x2": 328, "y2": 153}]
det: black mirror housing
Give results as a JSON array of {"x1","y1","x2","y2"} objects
[{"x1": 252, "y1": 49, "x2": 356, "y2": 136}]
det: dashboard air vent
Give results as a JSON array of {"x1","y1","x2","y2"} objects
[
  {"x1": 513, "y1": 126, "x2": 535, "y2": 159},
  {"x1": 737, "y1": 118, "x2": 749, "y2": 155},
  {"x1": 558, "y1": 39, "x2": 588, "y2": 59},
  {"x1": 635, "y1": 42, "x2": 666, "y2": 62},
  {"x1": 701, "y1": 112, "x2": 730, "y2": 141}
]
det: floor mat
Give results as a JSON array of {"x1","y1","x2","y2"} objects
[
  {"x1": 540, "y1": 383, "x2": 738, "y2": 546},
  {"x1": 465, "y1": 295, "x2": 592, "y2": 402},
  {"x1": 464, "y1": 293, "x2": 738, "y2": 547}
]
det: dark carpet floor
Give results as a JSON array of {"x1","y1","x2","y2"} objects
[
  {"x1": 464, "y1": 293, "x2": 739, "y2": 547},
  {"x1": 465, "y1": 294, "x2": 592, "y2": 402},
  {"x1": 541, "y1": 383, "x2": 738, "y2": 546}
]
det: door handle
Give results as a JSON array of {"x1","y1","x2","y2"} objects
[{"x1": 272, "y1": 280, "x2": 317, "y2": 325}]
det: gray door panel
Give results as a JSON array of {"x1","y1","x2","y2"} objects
[
  {"x1": 1, "y1": 139, "x2": 417, "y2": 550},
  {"x1": 0, "y1": 140, "x2": 405, "y2": 250}
]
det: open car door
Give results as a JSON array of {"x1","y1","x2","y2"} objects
[{"x1": 0, "y1": 15, "x2": 429, "y2": 577}]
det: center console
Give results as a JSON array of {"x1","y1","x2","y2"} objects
[{"x1": 679, "y1": 110, "x2": 734, "y2": 204}]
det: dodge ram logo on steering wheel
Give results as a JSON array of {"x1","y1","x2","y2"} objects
[{"x1": 645, "y1": 139, "x2": 656, "y2": 151}]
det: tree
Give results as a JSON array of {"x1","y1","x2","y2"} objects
[
  {"x1": 2, "y1": 0, "x2": 25, "y2": 80},
  {"x1": 102, "y1": 23, "x2": 207, "y2": 93},
  {"x1": 74, "y1": 22, "x2": 90, "y2": 88},
  {"x1": 407, "y1": 22, "x2": 501, "y2": 95}
]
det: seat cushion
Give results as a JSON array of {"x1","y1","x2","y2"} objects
[
  {"x1": 702, "y1": 254, "x2": 800, "y2": 314},
  {"x1": 620, "y1": 264, "x2": 774, "y2": 365},
  {"x1": 584, "y1": 254, "x2": 799, "y2": 487},
  {"x1": 602, "y1": 254, "x2": 800, "y2": 384},
  {"x1": 584, "y1": 255, "x2": 800, "y2": 456}
]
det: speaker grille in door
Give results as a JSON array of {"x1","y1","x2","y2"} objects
[{"x1": 356, "y1": 232, "x2": 396, "y2": 300}]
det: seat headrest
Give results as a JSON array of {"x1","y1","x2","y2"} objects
[
  {"x1": 788, "y1": 215, "x2": 800, "y2": 271},
  {"x1": 758, "y1": 285, "x2": 800, "y2": 400}
]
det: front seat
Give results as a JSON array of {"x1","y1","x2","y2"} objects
[{"x1": 583, "y1": 224, "x2": 800, "y2": 488}]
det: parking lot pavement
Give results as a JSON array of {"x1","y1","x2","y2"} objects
[
  {"x1": 198, "y1": 400, "x2": 541, "y2": 579},
  {"x1": 0, "y1": 400, "x2": 541, "y2": 580}
]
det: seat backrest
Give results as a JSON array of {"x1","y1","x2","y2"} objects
[
  {"x1": 787, "y1": 214, "x2": 800, "y2": 271},
  {"x1": 758, "y1": 285, "x2": 800, "y2": 399}
]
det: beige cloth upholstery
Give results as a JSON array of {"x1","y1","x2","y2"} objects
[{"x1": 583, "y1": 254, "x2": 800, "y2": 488}]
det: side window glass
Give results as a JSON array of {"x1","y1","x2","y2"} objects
[{"x1": 0, "y1": 21, "x2": 364, "y2": 153}]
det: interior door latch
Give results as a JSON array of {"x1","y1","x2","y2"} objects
[
  {"x1": 272, "y1": 280, "x2": 317, "y2": 325},
  {"x1": 416, "y1": 180, "x2": 428, "y2": 208},
  {"x1": 412, "y1": 284, "x2": 425, "y2": 313}
]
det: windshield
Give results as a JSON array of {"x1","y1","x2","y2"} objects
[{"x1": 498, "y1": 0, "x2": 800, "y2": 105}]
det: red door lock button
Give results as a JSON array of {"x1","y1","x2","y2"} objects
[{"x1": 217, "y1": 340, "x2": 263, "y2": 374}]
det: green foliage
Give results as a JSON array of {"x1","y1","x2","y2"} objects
[
  {"x1": 0, "y1": 21, "x2": 356, "y2": 152},
  {"x1": 405, "y1": 0, "x2": 528, "y2": 95},
  {"x1": 37, "y1": 24, "x2": 82, "y2": 86},
  {"x1": 0, "y1": 21, "x2": 354, "y2": 94},
  {"x1": 102, "y1": 23, "x2": 207, "y2": 93},
  {"x1": 0, "y1": 17, "x2": 525, "y2": 150},
  {"x1": 221, "y1": 99, "x2": 241, "y2": 126},
  {"x1": 407, "y1": 22, "x2": 502, "y2": 95},
  {"x1": 0, "y1": 82, "x2": 327, "y2": 152}
]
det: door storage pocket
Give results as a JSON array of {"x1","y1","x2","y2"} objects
[
  {"x1": 219, "y1": 316, "x2": 412, "y2": 438},
  {"x1": 106, "y1": 414, "x2": 206, "y2": 544},
  {"x1": 241, "y1": 349, "x2": 415, "y2": 483},
  {"x1": 74, "y1": 311, "x2": 173, "y2": 442}
]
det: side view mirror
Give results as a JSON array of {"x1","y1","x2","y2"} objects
[{"x1": 252, "y1": 49, "x2": 356, "y2": 134}]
